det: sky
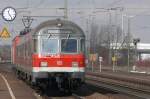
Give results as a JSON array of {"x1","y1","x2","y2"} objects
[{"x1": 0, "y1": 0, "x2": 150, "y2": 44}]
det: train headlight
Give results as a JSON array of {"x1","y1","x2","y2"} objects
[
  {"x1": 41, "y1": 62, "x2": 48, "y2": 67},
  {"x1": 72, "y1": 62, "x2": 78, "y2": 67}
]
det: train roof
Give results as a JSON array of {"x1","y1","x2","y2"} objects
[{"x1": 31, "y1": 19, "x2": 85, "y2": 37}]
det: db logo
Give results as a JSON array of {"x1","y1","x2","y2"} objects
[{"x1": 57, "y1": 61, "x2": 63, "y2": 65}]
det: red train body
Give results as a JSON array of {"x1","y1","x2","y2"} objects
[{"x1": 12, "y1": 19, "x2": 86, "y2": 91}]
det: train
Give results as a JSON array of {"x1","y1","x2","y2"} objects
[{"x1": 12, "y1": 19, "x2": 85, "y2": 92}]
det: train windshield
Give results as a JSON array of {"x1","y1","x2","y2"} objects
[
  {"x1": 41, "y1": 39, "x2": 58, "y2": 54},
  {"x1": 61, "y1": 39, "x2": 77, "y2": 53}
]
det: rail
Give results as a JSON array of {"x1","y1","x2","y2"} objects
[{"x1": 86, "y1": 72, "x2": 150, "y2": 99}]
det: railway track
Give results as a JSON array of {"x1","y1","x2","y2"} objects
[{"x1": 86, "y1": 71, "x2": 150, "y2": 99}]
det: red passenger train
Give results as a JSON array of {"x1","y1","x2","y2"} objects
[{"x1": 12, "y1": 19, "x2": 85, "y2": 91}]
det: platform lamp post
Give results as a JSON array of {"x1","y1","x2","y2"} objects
[{"x1": 133, "y1": 38, "x2": 140, "y2": 66}]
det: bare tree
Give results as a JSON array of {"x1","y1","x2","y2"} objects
[
  {"x1": 89, "y1": 23, "x2": 99, "y2": 53},
  {"x1": 97, "y1": 24, "x2": 122, "y2": 65}
]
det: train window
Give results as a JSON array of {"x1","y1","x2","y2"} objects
[
  {"x1": 25, "y1": 43, "x2": 28, "y2": 57},
  {"x1": 41, "y1": 39, "x2": 58, "y2": 54},
  {"x1": 61, "y1": 39, "x2": 77, "y2": 53},
  {"x1": 28, "y1": 41, "x2": 32, "y2": 56},
  {"x1": 33, "y1": 39, "x2": 38, "y2": 53},
  {"x1": 81, "y1": 39, "x2": 85, "y2": 53},
  {"x1": 16, "y1": 47, "x2": 19, "y2": 56},
  {"x1": 18, "y1": 46, "x2": 20, "y2": 56}
]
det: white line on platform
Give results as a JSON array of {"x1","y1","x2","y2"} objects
[
  {"x1": 0, "y1": 73, "x2": 16, "y2": 99},
  {"x1": 33, "y1": 93, "x2": 43, "y2": 99},
  {"x1": 72, "y1": 93, "x2": 84, "y2": 99}
]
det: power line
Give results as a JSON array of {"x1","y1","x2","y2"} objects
[
  {"x1": 107, "y1": 0, "x2": 123, "y2": 7},
  {"x1": 33, "y1": 0, "x2": 45, "y2": 8},
  {"x1": 126, "y1": 8, "x2": 150, "y2": 10}
]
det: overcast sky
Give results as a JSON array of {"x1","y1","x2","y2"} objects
[{"x1": 0, "y1": 0, "x2": 150, "y2": 45}]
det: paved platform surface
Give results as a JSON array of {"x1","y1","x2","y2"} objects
[
  {"x1": 0, "y1": 63, "x2": 37, "y2": 99},
  {"x1": 0, "y1": 73, "x2": 11, "y2": 99}
]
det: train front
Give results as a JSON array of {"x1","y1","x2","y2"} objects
[{"x1": 32, "y1": 19, "x2": 85, "y2": 91}]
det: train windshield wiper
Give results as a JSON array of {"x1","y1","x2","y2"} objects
[
  {"x1": 48, "y1": 33, "x2": 52, "y2": 39},
  {"x1": 46, "y1": 31, "x2": 52, "y2": 40},
  {"x1": 62, "y1": 34, "x2": 70, "y2": 49},
  {"x1": 66, "y1": 34, "x2": 70, "y2": 41}
]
